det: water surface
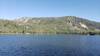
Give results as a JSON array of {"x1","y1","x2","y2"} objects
[{"x1": 0, "y1": 34, "x2": 99, "y2": 56}]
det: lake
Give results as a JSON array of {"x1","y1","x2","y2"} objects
[{"x1": 0, "y1": 34, "x2": 99, "y2": 56}]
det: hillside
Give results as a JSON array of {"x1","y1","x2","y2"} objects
[{"x1": 0, "y1": 16, "x2": 100, "y2": 34}]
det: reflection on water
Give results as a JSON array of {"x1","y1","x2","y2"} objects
[
  {"x1": 0, "y1": 46, "x2": 77, "y2": 56},
  {"x1": 0, "y1": 34, "x2": 99, "y2": 56}
]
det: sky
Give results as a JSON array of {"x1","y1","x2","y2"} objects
[{"x1": 0, "y1": 0, "x2": 100, "y2": 22}]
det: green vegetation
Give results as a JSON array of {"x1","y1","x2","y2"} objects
[{"x1": 0, "y1": 16, "x2": 100, "y2": 35}]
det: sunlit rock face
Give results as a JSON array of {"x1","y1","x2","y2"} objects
[{"x1": 79, "y1": 23, "x2": 88, "y2": 29}]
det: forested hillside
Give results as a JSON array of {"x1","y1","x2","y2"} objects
[{"x1": 0, "y1": 16, "x2": 100, "y2": 34}]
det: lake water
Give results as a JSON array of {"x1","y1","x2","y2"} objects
[{"x1": 0, "y1": 34, "x2": 99, "y2": 56}]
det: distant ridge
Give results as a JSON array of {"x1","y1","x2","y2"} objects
[{"x1": 0, "y1": 16, "x2": 100, "y2": 34}]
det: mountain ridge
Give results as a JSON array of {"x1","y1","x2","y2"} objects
[{"x1": 0, "y1": 16, "x2": 100, "y2": 34}]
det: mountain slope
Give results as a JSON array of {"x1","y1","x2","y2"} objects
[{"x1": 0, "y1": 16, "x2": 100, "y2": 34}]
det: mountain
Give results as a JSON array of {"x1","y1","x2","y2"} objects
[{"x1": 0, "y1": 16, "x2": 100, "y2": 34}]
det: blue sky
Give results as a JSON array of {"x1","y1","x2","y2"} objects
[{"x1": 0, "y1": 0, "x2": 100, "y2": 22}]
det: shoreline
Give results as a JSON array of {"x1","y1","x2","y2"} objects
[{"x1": 0, "y1": 32, "x2": 99, "y2": 35}]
